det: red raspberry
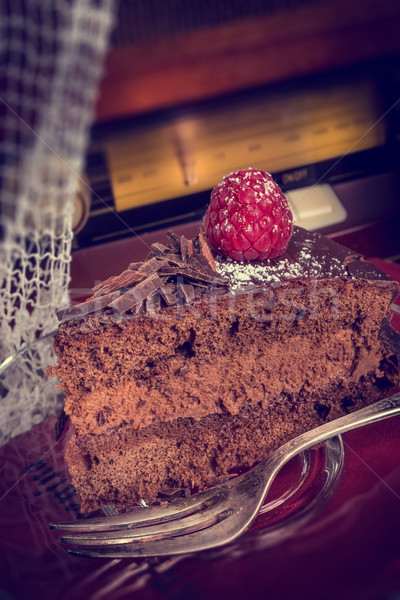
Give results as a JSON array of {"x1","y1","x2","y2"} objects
[{"x1": 204, "y1": 169, "x2": 293, "y2": 261}]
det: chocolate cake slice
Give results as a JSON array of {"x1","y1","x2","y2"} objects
[{"x1": 48, "y1": 226, "x2": 400, "y2": 512}]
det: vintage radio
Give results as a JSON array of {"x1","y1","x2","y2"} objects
[
  {"x1": 72, "y1": 0, "x2": 400, "y2": 259},
  {"x1": 73, "y1": 69, "x2": 399, "y2": 255}
]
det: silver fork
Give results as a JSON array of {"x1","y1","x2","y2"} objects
[{"x1": 50, "y1": 392, "x2": 400, "y2": 558}]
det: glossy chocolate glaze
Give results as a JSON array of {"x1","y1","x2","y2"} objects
[
  {"x1": 215, "y1": 226, "x2": 392, "y2": 290},
  {"x1": 58, "y1": 226, "x2": 396, "y2": 337}
]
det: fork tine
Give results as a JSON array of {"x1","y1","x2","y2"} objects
[
  {"x1": 60, "y1": 507, "x2": 233, "y2": 547},
  {"x1": 67, "y1": 517, "x2": 239, "y2": 558},
  {"x1": 50, "y1": 486, "x2": 226, "y2": 533}
]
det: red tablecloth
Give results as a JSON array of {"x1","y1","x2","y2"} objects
[{"x1": 0, "y1": 258, "x2": 399, "y2": 600}]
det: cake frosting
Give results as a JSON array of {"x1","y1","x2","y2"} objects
[{"x1": 215, "y1": 226, "x2": 388, "y2": 289}]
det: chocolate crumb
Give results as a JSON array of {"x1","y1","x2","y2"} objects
[
  {"x1": 314, "y1": 401, "x2": 331, "y2": 420},
  {"x1": 97, "y1": 411, "x2": 106, "y2": 426}
]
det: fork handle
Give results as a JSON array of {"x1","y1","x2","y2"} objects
[{"x1": 261, "y1": 391, "x2": 400, "y2": 472}]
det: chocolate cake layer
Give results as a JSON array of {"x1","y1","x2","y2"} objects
[
  {"x1": 50, "y1": 227, "x2": 398, "y2": 436},
  {"x1": 54, "y1": 278, "x2": 395, "y2": 436}
]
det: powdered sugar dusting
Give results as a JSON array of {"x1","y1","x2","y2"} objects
[{"x1": 215, "y1": 231, "x2": 351, "y2": 291}]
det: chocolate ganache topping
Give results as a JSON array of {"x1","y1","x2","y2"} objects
[
  {"x1": 57, "y1": 230, "x2": 229, "y2": 322},
  {"x1": 216, "y1": 226, "x2": 392, "y2": 290},
  {"x1": 57, "y1": 226, "x2": 393, "y2": 324}
]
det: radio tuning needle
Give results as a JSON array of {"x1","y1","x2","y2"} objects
[
  {"x1": 181, "y1": 155, "x2": 197, "y2": 187},
  {"x1": 172, "y1": 119, "x2": 198, "y2": 186}
]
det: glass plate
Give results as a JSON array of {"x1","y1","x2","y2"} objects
[
  {"x1": 0, "y1": 333, "x2": 345, "y2": 592},
  {"x1": 1, "y1": 261, "x2": 399, "y2": 598},
  {"x1": 205, "y1": 435, "x2": 344, "y2": 560}
]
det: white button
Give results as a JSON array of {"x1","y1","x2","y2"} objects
[{"x1": 285, "y1": 184, "x2": 347, "y2": 230}]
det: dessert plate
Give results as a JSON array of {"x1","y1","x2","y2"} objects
[
  {"x1": 1, "y1": 356, "x2": 399, "y2": 599},
  {"x1": 0, "y1": 327, "x2": 345, "y2": 559},
  {"x1": 1, "y1": 261, "x2": 399, "y2": 598},
  {"x1": 0, "y1": 413, "x2": 344, "y2": 591},
  {"x1": 0, "y1": 321, "x2": 345, "y2": 569}
]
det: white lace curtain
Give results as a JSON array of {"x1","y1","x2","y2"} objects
[{"x1": 0, "y1": 0, "x2": 115, "y2": 444}]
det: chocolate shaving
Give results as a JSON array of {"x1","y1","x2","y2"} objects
[
  {"x1": 180, "y1": 236, "x2": 190, "y2": 261},
  {"x1": 191, "y1": 269, "x2": 226, "y2": 285},
  {"x1": 94, "y1": 270, "x2": 144, "y2": 297},
  {"x1": 138, "y1": 256, "x2": 168, "y2": 277},
  {"x1": 92, "y1": 275, "x2": 115, "y2": 293},
  {"x1": 190, "y1": 254, "x2": 223, "y2": 278},
  {"x1": 198, "y1": 230, "x2": 217, "y2": 272},
  {"x1": 110, "y1": 295, "x2": 143, "y2": 316},
  {"x1": 151, "y1": 242, "x2": 169, "y2": 254},
  {"x1": 58, "y1": 230, "x2": 229, "y2": 322},
  {"x1": 128, "y1": 262, "x2": 143, "y2": 271},
  {"x1": 156, "y1": 266, "x2": 185, "y2": 276},
  {"x1": 166, "y1": 230, "x2": 181, "y2": 250},
  {"x1": 191, "y1": 255, "x2": 215, "y2": 275},
  {"x1": 172, "y1": 266, "x2": 226, "y2": 285},
  {"x1": 178, "y1": 281, "x2": 195, "y2": 304},
  {"x1": 160, "y1": 285, "x2": 178, "y2": 306},
  {"x1": 57, "y1": 291, "x2": 120, "y2": 321},
  {"x1": 109, "y1": 273, "x2": 163, "y2": 314},
  {"x1": 164, "y1": 255, "x2": 187, "y2": 268},
  {"x1": 146, "y1": 290, "x2": 162, "y2": 316}
]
